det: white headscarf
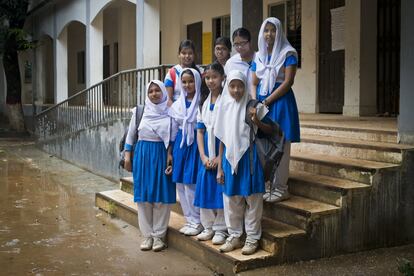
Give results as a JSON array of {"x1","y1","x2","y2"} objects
[
  {"x1": 138, "y1": 80, "x2": 171, "y2": 148},
  {"x1": 201, "y1": 92, "x2": 221, "y2": 160},
  {"x1": 256, "y1": 17, "x2": 297, "y2": 96},
  {"x1": 214, "y1": 70, "x2": 251, "y2": 174},
  {"x1": 224, "y1": 52, "x2": 256, "y2": 92},
  {"x1": 168, "y1": 68, "x2": 201, "y2": 148}
]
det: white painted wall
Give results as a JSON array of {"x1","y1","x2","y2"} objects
[
  {"x1": 118, "y1": 2, "x2": 136, "y2": 70},
  {"x1": 160, "y1": 0, "x2": 230, "y2": 64},
  {"x1": 55, "y1": 0, "x2": 86, "y2": 38}
]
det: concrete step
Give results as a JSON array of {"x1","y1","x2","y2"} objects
[
  {"x1": 263, "y1": 195, "x2": 340, "y2": 231},
  {"x1": 290, "y1": 152, "x2": 399, "y2": 184},
  {"x1": 288, "y1": 171, "x2": 370, "y2": 207},
  {"x1": 293, "y1": 134, "x2": 413, "y2": 164},
  {"x1": 122, "y1": 176, "x2": 340, "y2": 231},
  {"x1": 300, "y1": 122, "x2": 397, "y2": 143},
  {"x1": 95, "y1": 189, "x2": 307, "y2": 274},
  {"x1": 120, "y1": 177, "x2": 133, "y2": 194}
]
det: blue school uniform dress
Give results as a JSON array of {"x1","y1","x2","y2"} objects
[
  {"x1": 194, "y1": 103, "x2": 224, "y2": 209},
  {"x1": 125, "y1": 137, "x2": 176, "y2": 205},
  {"x1": 221, "y1": 118, "x2": 269, "y2": 197},
  {"x1": 252, "y1": 55, "x2": 300, "y2": 142},
  {"x1": 172, "y1": 100, "x2": 199, "y2": 184}
]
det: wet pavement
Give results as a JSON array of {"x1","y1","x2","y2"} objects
[{"x1": 0, "y1": 137, "x2": 211, "y2": 275}]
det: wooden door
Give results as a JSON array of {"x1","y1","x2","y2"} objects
[
  {"x1": 318, "y1": 0, "x2": 345, "y2": 113},
  {"x1": 377, "y1": 0, "x2": 400, "y2": 116},
  {"x1": 187, "y1": 22, "x2": 203, "y2": 65}
]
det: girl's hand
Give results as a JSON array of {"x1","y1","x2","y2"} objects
[
  {"x1": 210, "y1": 156, "x2": 220, "y2": 170},
  {"x1": 248, "y1": 107, "x2": 259, "y2": 124},
  {"x1": 216, "y1": 168, "x2": 225, "y2": 185},
  {"x1": 124, "y1": 159, "x2": 132, "y2": 172},
  {"x1": 165, "y1": 154, "x2": 173, "y2": 175},
  {"x1": 201, "y1": 155, "x2": 211, "y2": 170}
]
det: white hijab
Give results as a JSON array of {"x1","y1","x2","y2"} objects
[
  {"x1": 256, "y1": 17, "x2": 297, "y2": 96},
  {"x1": 224, "y1": 52, "x2": 255, "y2": 91},
  {"x1": 201, "y1": 92, "x2": 221, "y2": 160},
  {"x1": 138, "y1": 80, "x2": 171, "y2": 148},
  {"x1": 214, "y1": 70, "x2": 251, "y2": 174},
  {"x1": 168, "y1": 68, "x2": 201, "y2": 148}
]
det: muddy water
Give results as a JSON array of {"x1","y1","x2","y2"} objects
[{"x1": 0, "y1": 141, "x2": 211, "y2": 275}]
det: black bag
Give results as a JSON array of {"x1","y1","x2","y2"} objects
[
  {"x1": 245, "y1": 99, "x2": 285, "y2": 182},
  {"x1": 119, "y1": 105, "x2": 145, "y2": 169}
]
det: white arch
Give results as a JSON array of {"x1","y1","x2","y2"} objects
[
  {"x1": 55, "y1": 0, "x2": 87, "y2": 39},
  {"x1": 90, "y1": 0, "x2": 136, "y2": 24}
]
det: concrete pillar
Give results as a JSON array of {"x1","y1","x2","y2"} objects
[
  {"x1": 295, "y1": 0, "x2": 318, "y2": 113},
  {"x1": 136, "y1": 0, "x2": 144, "y2": 68},
  {"x1": 343, "y1": 0, "x2": 377, "y2": 116},
  {"x1": 55, "y1": 27, "x2": 68, "y2": 103},
  {"x1": 87, "y1": 11, "x2": 103, "y2": 86},
  {"x1": 398, "y1": 0, "x2": 414, "y2": 144},
  {"x1": 143, "y1": 0, "x2": 160, "y2": 67},
  {"x1": 230, "y1": 0, "x2": 243, "y2": 39},
  {"x1": 35, "y1": 38, "x2": 44, "y2": 106}
]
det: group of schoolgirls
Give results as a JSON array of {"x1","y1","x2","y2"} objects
[{"x1": 123, "y1": 17, "x2": 300, "y2": 256}]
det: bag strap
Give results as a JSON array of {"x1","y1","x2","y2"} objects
[
  {"x1": 246, "y1": 99, "x2": 261, "y2": 175},
  {"x1": 134, "y1": 105, "x2": 144, "y2": 143}
]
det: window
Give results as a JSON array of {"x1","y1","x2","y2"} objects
[
  {"x1": 77, "y1": 51, "x2": 85, "y2": 84},
  {"x1": 212, "y1": 15, "x2": 230, "y2": 40},
  {"x1": 269, "y1": 0, "x2": 302, "y2": 67}
]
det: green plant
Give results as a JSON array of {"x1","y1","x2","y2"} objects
[{"x1": 397, "y1": 258, "x2": 414, "y2": 276}]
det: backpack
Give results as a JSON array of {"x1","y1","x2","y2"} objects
[
  {"x1": 119, "y1": 105, "x2": 145, "y2": 170},
  {"x1": 245, "y1": 99, "x2": 285, "y2": 182}
]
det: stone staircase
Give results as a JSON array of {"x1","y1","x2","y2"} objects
[{"x1": 95, "y1": 119, "x2": 414, "y2": 274}]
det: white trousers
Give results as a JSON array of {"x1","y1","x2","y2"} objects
[
  {"x1": 137, "y1": 202, "x2": 170, "y2": 238},
  {"x1": 200, "y1": 208, "x2": 226, "y2": 232},
  {"x1": 177, "y1": 183, "x2": 200, "y2": 226},
  {"x1": 223, "y1": 193, "x2": 263, "y2": 240},
  {"x1": 273, "y1": 142, "x2": 291, "y2": 192}
]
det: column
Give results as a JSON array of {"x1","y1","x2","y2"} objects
[
  {"x1": 87, "y1": 12, "x2": 103, "y2": 86},
  {"x1": 398, "y1": 0, "x2": 414, "y2": 144},
  {"x1": 55, "y1": 27, "x2": 68, "y2": 103},
  {"x1": 343, "y1": 0, "x2": 377, "y2": 116},
  {"x1": 230, "y1": 0, "x2": 243, "y2": 41}
]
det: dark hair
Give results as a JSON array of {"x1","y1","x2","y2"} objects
[
  {"x1": 215, "y1": 36, "x2": 232, "y2": 51},
  {"x1": 232, "y1": 27, "x2": 251, "y2": 42},
  {"x1": 178, "y1": 39, "x2": 199, "y2": 72},
  {"x1": 199, "y1": 62, "x2": 224, "y2": 111}
]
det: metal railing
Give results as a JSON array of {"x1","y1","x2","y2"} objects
[{"x1": 35, "y1": 65, "x2": 173, "y2": 140}]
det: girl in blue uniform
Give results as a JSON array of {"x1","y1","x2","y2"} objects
[
  {"x1": 124, "y1": 80, "x2": 175, "y2": 252},
  {"x1": 252, "y1": 17, "x2": 300, "y2": 202},
  {"x1": 169, "y1": 68, "x2": 203, "y2": 236},
  {"x1": 194, "y1": 62, "x2": 227, "y2": 244},
  {"x1": 215, "y1": 70, "x2": 273, "y2": 255},
  {"x1": 164, "y1": 40, "x2": 201, "y2": 105}
]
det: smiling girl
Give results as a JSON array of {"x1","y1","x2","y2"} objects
[{"x1": 123, "y1": 80, "x2": 175, "y2": 252}]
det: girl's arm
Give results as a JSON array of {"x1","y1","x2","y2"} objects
[
  {"x1": 263, "y1": 65, "x2": 296, "y2": 106},
  {"x1": 249, "y1": 107, "x2": 273, "y2": 134},
  {"x1": 165, "y1": 144, "x2": 173, "y2": 175},
  {"x1": 123, "y1": 109, "x2": 138, "y2": 172},
  {"x1": 166, "y1": 87, "x2": 174, "y2": 106},
  {"x1": 216, "y1": 142, "x2": 225, "y2": 184},
  {"x1": 251, "y1": 71, "x2": 259, "y2": 100},
  {"x1": 197, "y1": 129, "x2": 209, "y2": 169}
]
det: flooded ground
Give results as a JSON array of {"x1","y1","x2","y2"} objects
[{"x1": 0, "y1": 138, "x2": 211, "y2": 275}]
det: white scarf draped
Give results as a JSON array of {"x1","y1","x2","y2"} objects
[
  {"x1": 224, "y1": 52, "x2": 255, "y2": 90},
  {"x1": 256, "y1": 17, "x2": 297, "y2": 96},
  {"x1": 138, "y1": 80, "x2": 171, "y2": 149},
  {"x1": 201, "y1": 93, "x2": 221, "y2": 159},
  {"x1": 168, "y1": 68, "x2": 201, "y2": 148},
  {"x1": 214, "y1": 70, "x2": 251, "y2": 174}
]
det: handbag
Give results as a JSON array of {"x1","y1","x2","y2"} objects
[
  {"x1": 245, "y1": 99, "x2": 285, "y2": 182},
  {"x1": 119, "y1": 105, "x2": 145, "y2": 169}
]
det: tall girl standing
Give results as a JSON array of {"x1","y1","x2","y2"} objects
[
  {"x1": 169, "y1": 68, "x2": 203, "y2": 236},
  {"x1": 123, "y1": 80, "x2": 175, "y2": 252},
  {"x1": 224, "y1": 28, "x2": 256, "y2": 98},
  {"x1": 194, "y1": 62, "x2": 227, "y2": 244},
  {"x1": 252, "y1": 17, "x2": 300, "y2": 202},
  {"x1": 215, "y1": 70, "x2": 272, "y2": 255},
  {"x1": 164, "y1": 40, "x2": 200, "y2": 105}
]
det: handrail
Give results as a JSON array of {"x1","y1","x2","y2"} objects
[{"x1": 35, "y1": 64, "x2": 174, "y2": 140}]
